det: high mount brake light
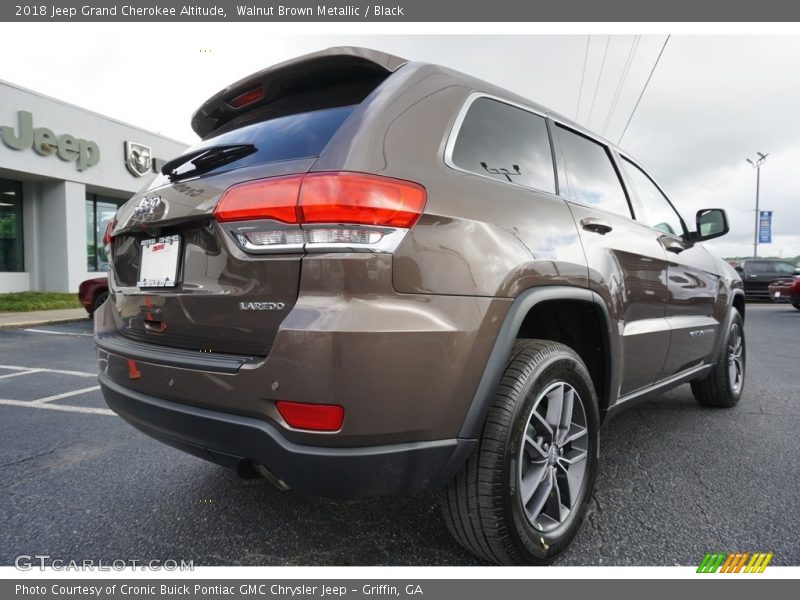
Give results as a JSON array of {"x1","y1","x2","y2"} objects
[
  {"x1": 213, "y1": 172, "x2": 426, "y2": 254},
  {"x1": 228, "y1": 86, "x2": 264, "y2": 109}
]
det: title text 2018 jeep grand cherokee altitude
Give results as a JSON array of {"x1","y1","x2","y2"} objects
[{"x1": 95, "y1": 47, "x2": 746, "y2": 565}]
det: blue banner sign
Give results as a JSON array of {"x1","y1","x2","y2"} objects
[{"x1": 758, "y1": 210, "x2": 773, "y2": 244}]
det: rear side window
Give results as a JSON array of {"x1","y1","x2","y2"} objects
[
  {"x1": 450, "y1": 97, "x2": 555, "y2": 193},
  {"x1": 554, "y1": 125, "x2": 631, "y2": 218},
  {"x1": 149, "y1": 105, "x2": 355, "y2": 187}
]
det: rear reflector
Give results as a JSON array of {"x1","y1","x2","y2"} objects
[
  {"x1": 276, "y1": 401, "x2": 344, "y2": 432},
  {"x1": 228, "y1": 86, "x2": 264, "y2": 109}
]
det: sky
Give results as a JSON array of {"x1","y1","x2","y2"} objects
[{"x1": 1, "y1": 25, "x2": 798, "y2": 259}]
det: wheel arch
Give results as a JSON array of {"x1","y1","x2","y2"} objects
[{"x1": 458, "y1": 286, "x2": 613, "y2": 439}]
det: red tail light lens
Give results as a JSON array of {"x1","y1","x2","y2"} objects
[
  {"x1": 102, "y1": 217, "x2": 116, "y2": 245},
  {"x1": 298, "y1": 172, "x2": 427, "y2": 228},
  {"x1": 228, "y1": 86, "x2": 263, "y2": 109},
  {"x1": 214, "y1": 172, "x2": 426, "y2": 226},
  {"x1": 214, "y1": 175, "x2": 303, "y2": 223},
  {"x1": 276, "y1": 401, "x2": 344, "y2": 432},
  {"x1": 214, "y1": 172, "x2": 426, "y2": 253}
]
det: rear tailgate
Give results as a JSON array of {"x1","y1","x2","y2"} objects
[
  {"x1": 107, "y1": 47, "x2": 407, "y2": 356},
  {"x1": 110, "y1": 158, "x2": 315, "y2": 356}
]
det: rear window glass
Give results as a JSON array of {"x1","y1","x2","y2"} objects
[
  {"x1": 450, "y1": 97, "x2": 555, "y2": 193},
  {"x1": 149, "y1": 105, "x2": 355, "y2": 187}
]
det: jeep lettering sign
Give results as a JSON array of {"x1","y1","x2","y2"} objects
[{"x1": 0, "y1": 110, "x2": 100, "y2": 171}]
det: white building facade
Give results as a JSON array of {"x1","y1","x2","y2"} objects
[{"x1": 0, "y1": 80, "x2": 187, "y2": 293}]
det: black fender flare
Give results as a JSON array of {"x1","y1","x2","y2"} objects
[
  {"x1": 709, "y1": 288, "x2": 746, "y2": 366},
  {"x1": 458, "y1": 286, "x2": 613, "y2": 439}
]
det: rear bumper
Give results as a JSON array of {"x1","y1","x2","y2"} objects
[
  {"x1": 768, "y1": 290, "x2": 799, "y2": 303},
  {"x1": 99, "y1": 373, "x2": 475, "y2": 497}
]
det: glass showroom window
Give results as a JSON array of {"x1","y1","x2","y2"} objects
[
  {"x1": 0, "y1": 179, "x2": 24, "y2": 272},
  {"x1": 86, "y1": 194, "x2": 123, "y2": 272}
]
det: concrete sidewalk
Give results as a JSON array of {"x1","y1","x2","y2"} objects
[{"x1": 0, "y1": 308, "x2": 89, "y2": 329}]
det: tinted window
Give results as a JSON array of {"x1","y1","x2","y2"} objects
[
  {"x1": 0, "y1": 178, "x2": 23, "y2": 272},
  {"x1": 621, "y1": 158, "x2": 684, "y2": 236},
  {"x1": 149, "y1": 106, "x2": 355, "y2": 187},
  {"x1": 554, "y1": 126, "x2": 631, "y2": 217},
  {"x1": 451, "y1": 97, "x2": 555, "y2": 193},
  {"x1": 748, "y1": 261, "x2": 797, "y2": 275}
]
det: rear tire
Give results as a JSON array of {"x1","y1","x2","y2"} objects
[
  {"x1": 793, "y1": 303, "x2": 800, "y2": 311},
  {"x1": 691, "y1": 309, "x2": 745, "y2": 408},
  {"x1": 439, "y1": 339, "x2": 599, "y2": 565}
]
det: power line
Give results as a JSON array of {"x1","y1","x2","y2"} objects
[
  {"x1": 586, "y1": 35, "x2": 611, "y2": 127},
  {"x1": 602, "y1": 35, "x2": 640, "y2": 136},
  {"x1": 574, "y1": 35, "x2": 591, "y2": 121},
  {"x1": 618, "y1": 34, "x2": 671, "y2": 145}
]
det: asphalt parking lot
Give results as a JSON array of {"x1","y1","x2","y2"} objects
[{"x1": 1, "y1": 303, "x2": 798, "y2": 566}]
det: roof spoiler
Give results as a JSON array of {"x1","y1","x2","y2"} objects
[{"x1": 190, "y1": 47, "x2": 408, "y2": 139}]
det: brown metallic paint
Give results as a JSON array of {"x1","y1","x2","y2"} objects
[{"x1": 99, "y1": 47, "x2": 741, "y2": 457}]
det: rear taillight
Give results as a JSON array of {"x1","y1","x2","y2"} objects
[
  {"x1": 213, "y1": 175, "x2": 303, "y2": 223},
  {"x1": 102, "y1": 216, "x2": 116, "y2": 259},
  {"x1": 213, "y1": 172, "x2": 426, "y2": 254},
  {"x1": 276, "y1": 401, "x2": 344, "y2": 432}
]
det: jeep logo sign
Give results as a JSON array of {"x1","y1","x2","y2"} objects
[{"x1": 0, "y1": 110, "x2": 100, "y2": 171}]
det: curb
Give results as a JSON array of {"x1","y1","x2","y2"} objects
[{"x1": 0, "y1": 316, "x2": 91, "y2": 330}]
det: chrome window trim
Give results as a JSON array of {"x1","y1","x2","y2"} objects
[{"x1": 443, "y1": 91, "x2": 687, "y2": 235}]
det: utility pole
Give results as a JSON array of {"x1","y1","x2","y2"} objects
[{"x1": 746, "y1": 152, "x2": 768, "y2": 258}]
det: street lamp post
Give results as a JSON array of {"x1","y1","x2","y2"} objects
[{"x1": 746, "y1": 152, "x2": 768, "y2": 258}]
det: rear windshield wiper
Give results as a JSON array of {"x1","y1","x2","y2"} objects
[{"x1": 161, "y1": 143, "x2": 257, "y2": 182}]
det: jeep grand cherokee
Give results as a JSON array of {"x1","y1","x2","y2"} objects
[{"x1": 95, "y1": 47, "x2": 746, "y2": 565}]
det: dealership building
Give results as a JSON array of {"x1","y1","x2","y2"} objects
[{"x1": 0, "y1": 80, "x2": 188, "y2": 293}]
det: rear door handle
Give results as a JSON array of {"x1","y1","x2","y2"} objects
[{"x1": 580, "y1": 217, "x2": 613, "y2": 235}]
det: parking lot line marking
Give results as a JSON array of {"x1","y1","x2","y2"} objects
[
  {"x1": 31, "y1": 386, "x2": 102, "y2": 405},
  {"x1": 0, "y1": 369, "x2": 44, "y2": 380},
  {"x1": 0, "y1": 365, "x2": 96, "y2": 378},
  {"x1": 23, "y1": 328, "x2": 94, "y2": 337},
  {"x1": 0, "y1": 399, "x2": 113, "y2": 416}
]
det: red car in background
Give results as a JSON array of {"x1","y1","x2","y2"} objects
[
  {"x1": 78, "y1": 277, "x2": 109, "y2": 317},
  {"x1": 768, "y1": 276, "x2": 800, "y2": 310}
]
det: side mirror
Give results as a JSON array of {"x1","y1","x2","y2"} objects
[{"x1": 695, "y1": 208, "x2": 729, "y2": 241}]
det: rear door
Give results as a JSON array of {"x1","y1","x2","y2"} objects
[{"x1": 551, "y1": 123, "x2": 671, "y2": 397}]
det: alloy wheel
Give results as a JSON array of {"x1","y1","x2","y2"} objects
[{"x1": 517, "y1": 382, "x2": 589, "y2": 532}]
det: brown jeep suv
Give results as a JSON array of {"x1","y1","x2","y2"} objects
[{"x1": 95, "y1": 47, "x2": 746, "y2": 565}]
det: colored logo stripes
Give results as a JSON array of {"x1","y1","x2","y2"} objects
[{"x1": 697, "y1": 552, "x2": 773, "y2": 573}]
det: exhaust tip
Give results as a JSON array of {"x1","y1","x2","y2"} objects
[{"x1": 253, "y1": 463, "x2": 290, "y2": 491}]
